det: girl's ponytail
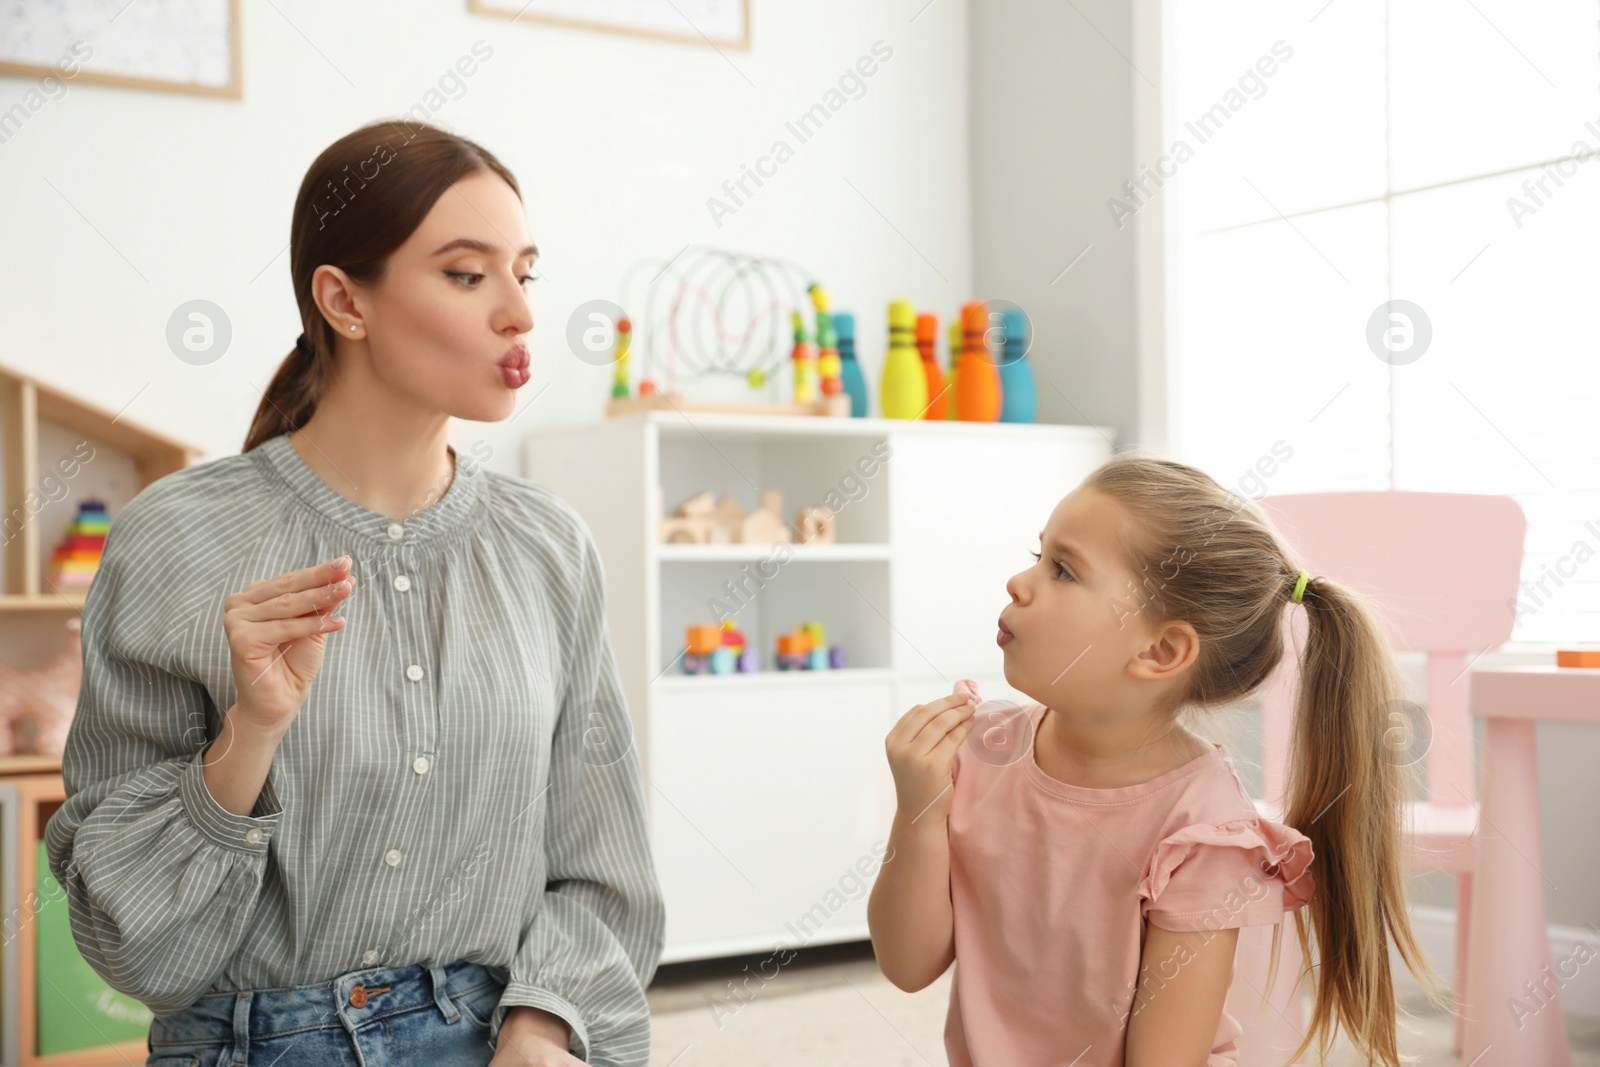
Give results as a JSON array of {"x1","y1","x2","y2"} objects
[{"x1": 1276, "y1": 572, "x2": 1447, "y2": 1066}]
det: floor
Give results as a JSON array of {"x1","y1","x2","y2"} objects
[{"x1": 645, "y1": 940, "x2": 1600, "y2": 1066}]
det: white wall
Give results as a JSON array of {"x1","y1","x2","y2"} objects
[
  {"x1": 968, "y1": 0, "x2": 1147, "y2": 447},
  {"x1": 0, "y1": 0, "x2": 972, "y2": 465}
]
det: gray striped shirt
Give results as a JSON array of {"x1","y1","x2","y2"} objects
[{"x1": 44, "y1": 431, "x2": 665, "y2": 1066}]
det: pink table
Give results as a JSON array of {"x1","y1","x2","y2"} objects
[{"x1": 1464, "y1": 665, "x2": 1590, "y2": 1066}]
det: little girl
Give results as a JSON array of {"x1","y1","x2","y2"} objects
[{"x1": 868, "y1": 452, "x2": 1446, "y2": 1067}]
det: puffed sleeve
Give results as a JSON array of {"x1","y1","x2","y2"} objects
[
  {"x1": 43, "y1": 491, "x2": 285, "y2": 1015},
  {"x1": 489, "y1": 513, "x2": 666, "y2": 1066},
  {"x1": 1138, "y1": 817, "x2": 1314, "y2": 932}
]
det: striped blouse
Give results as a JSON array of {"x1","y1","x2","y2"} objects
[{"x1": 43, "y1": 431, "x2": 665, "y2": 1066}]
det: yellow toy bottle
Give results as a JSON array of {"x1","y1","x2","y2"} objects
[{"x1": 880, "y1": 299, "x2": 929, "y2": 419}]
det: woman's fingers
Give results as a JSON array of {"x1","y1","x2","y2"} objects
[
  {"x1": 231, "y1": 576, "x2": 354, "y2": 624},
  {"x1": 227, "y1": 556, "x2": 352, "y2": 610},
  {"x1": 247, "y1": 611, "x2": 347, "y2": 646}
]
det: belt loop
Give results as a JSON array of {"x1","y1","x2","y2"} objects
[
  {"x1": 231, "y1": 991, "x2": 252, "y2": 1066},
  {"x1": 429, "y1": 963, "x2": 460, "y2": 1022}
]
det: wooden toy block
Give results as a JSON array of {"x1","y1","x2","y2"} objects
[{"x1": 796, "y1": 506, "x2": 836, "y2": 544}]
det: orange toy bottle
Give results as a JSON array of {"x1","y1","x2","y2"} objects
[
  {"x1": 915, "y1": 312, "x2": 946, "y2": 420},
  {"x1": 955, "y1": 301, "x2": 1002, "y2": 421}
]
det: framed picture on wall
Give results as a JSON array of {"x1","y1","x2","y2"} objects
[
  {"x1": 469, "y1": 0, "x2": 750, "y2": 50},
  {"x1": 0, "y1": 0, "x2": 242, "y2": 99}
]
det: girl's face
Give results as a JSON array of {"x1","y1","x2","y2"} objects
[
  {"x1": 326, "y1": 169, "x2": 538, "y2": 422},
  {"x1": 1000, "y1": 486, "x2": 1189, "y2": 713}
]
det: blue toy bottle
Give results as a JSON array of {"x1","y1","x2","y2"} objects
[
  {"x1": 833, "y1": 312, "x2": 870, "y2": 418},
  {"x1": 997, "y1": 306, "x2": 1038, "y2": 424}
]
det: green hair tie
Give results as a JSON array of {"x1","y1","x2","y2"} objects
[{"x1": 1291, "y1": 569, "x2": 1311, "y2": 604}]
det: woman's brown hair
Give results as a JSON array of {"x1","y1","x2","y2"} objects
[
  {"x1": 243, "y1": 119, "x2": 520, "y2": 453},
  {"x1": 1084, "y1": 451, "x2": 1447, "y2": 1066}
]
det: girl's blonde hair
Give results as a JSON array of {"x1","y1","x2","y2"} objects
[{"x1": 1083, "y1": 450, "x2": 1448, "y2": 1067}]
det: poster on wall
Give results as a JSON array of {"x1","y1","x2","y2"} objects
[
  {"x1": 0, "y1": 0, "x2": 241, "y2": 98},
  {"x1": 469, "y1": 0, "x2": 749, "y2": 50}
]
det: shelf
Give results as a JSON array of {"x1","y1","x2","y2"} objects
[
  {"x1": 653, "y1": 667, "x2": 895, "y2": 690},
  {"x1": 656, "y1": 542, "x2": 890, "y2": 562},
  {"x1": 0, "y1": 755, "x2": 62, "y2": 776},
  {"x1": 0, "y1": 594, "x2": 85, "y2": 612}
]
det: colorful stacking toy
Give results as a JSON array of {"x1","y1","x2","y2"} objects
[{"x1": 47, "y1": 499, "x2": 110, "y2": 590}]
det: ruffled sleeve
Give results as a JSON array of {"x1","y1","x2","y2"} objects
[{"x1": 1138, "y1": 817, "x2": 1315, "y2": 932}]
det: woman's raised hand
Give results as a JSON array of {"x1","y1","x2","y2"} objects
[
  {"x1": 884, "y1": 689, "x2": 978, "y2": 826},
  {"x1": 223, "y1": 555, "x2": 355, "y2": 735}
]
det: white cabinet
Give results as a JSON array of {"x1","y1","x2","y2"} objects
[{"x1": 522, "y1": 411, "x2": 1113, "y2": 962}]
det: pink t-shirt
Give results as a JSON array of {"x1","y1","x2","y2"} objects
[{"x1": 944, "y1": 682, "x2": 1315, "y2": 1067}]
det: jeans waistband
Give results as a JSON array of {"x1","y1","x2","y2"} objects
[{"x1": 148, "y1": 960, "x2": 504, "y2": 1057}]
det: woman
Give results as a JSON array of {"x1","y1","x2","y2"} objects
[{"x1": 45, "y1": 120, "x2": 664, "y2": 1067}]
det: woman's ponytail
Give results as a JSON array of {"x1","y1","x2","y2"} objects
[{"x1": 243, "y1": 330, "x2": 327, "y2": 453}]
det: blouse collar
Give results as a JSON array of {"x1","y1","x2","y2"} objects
[{"x1": 254, "y1": 431, "x2": 484, "y2": 545}]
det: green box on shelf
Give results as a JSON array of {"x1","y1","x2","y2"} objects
[{"x1": 35, "y1": 841, "x2": 153, "y2": 1054}]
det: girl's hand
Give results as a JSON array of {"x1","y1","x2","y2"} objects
[
  {"x1": 223, "y1": 556, "x2": 355, "y2": 735},
  {"x1": 884, "y1": 689, "x2": 978, "y2": 825}
]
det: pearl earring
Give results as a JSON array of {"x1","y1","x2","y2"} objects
[{"x1": 349, "y1": 325, "x2": 356, "y2": 331}]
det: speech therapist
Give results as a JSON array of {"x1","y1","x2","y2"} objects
[{"x1": 46, "y1": 119, "x2": 665, "y2": 1067}]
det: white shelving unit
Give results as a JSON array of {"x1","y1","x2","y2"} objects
[{"x1": 522, "y1": 411, "x2": 1115, "y2": 963}]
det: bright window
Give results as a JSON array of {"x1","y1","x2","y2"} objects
[{"x1": 1166, "y1": 0, "x2": 1600, "y2": 645}]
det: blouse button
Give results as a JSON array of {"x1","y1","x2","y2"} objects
[
  {"x1": 386, "y1": 523, "x2": 404, "y2": 540},
  {"x1": 244, "y1": 827, "x2": 263, "y2": 844},
  {"x1": 384, "y1": 848, "x2": 403, "y2": 866},
  {"x1": 405, "y1": 664, "x2": 424, "y2": 682},
  {"x1": 393, "y1": 574, "x2": 411, "y2": 593},
  {"x1": 361, "y1": 949, "x2": 379, "y2": 966},
  {"x1": 412, "y1": 756, "x2": 430, "y2": 774}
]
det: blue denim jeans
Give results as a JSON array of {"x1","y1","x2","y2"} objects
[{"x1": 144, "y1": 960, "x2": 505, "y2": 1067}]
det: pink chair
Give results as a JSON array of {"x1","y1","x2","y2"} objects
[{"x1": 1222, "y1": 490, "x2": 1527, "y2": 1066}]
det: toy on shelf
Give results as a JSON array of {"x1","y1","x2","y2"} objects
[
  {"x1": 46, "y1": 498, "x2": 110, "y2": 590},
  {"x1": 789, "y1": 312, "x2": 818, "y2": 404},
  {"x1": 808, "y1": 284, "x2": 845, "y2": 404},
  {"x1": 610, "y1": 316, "x2": 633, "y2": 400},
  {"x1": 682, "y1": 619, "x2": 760, "y2": 674},
  {"x1": 955, "y1": 301, "x2": 1003, "y2": 421},
  {"x1": 659, "y1": 488, "x2": 792, "y2": 545},
  {"x1": 606, "y1": 246, "x2": 850, "y2": 418},
  {"x1": 0, "y1": 617, "x2": 82, "y2": 755},
  {"x1": 880, "y1": 299, "x2": 929, "y2": 419},
  {"x1": 946, "y1": 320, "x2": 962, "y2": 420},
  {"x1": 915, "y1": 312, "x2": 946, "y2": 421},
  {"x1": 795, "y1": 505, "x2": 836, "y2": 544},
  {"x1": 832, "y1": 312, "x2": 870, "y2": 418},
  {"x1": 995, "y1": 305, "x2": 1038, "y2": 424},
  {"x1": 775, "y1": 621, "x2": 847, "y2": 671}
]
